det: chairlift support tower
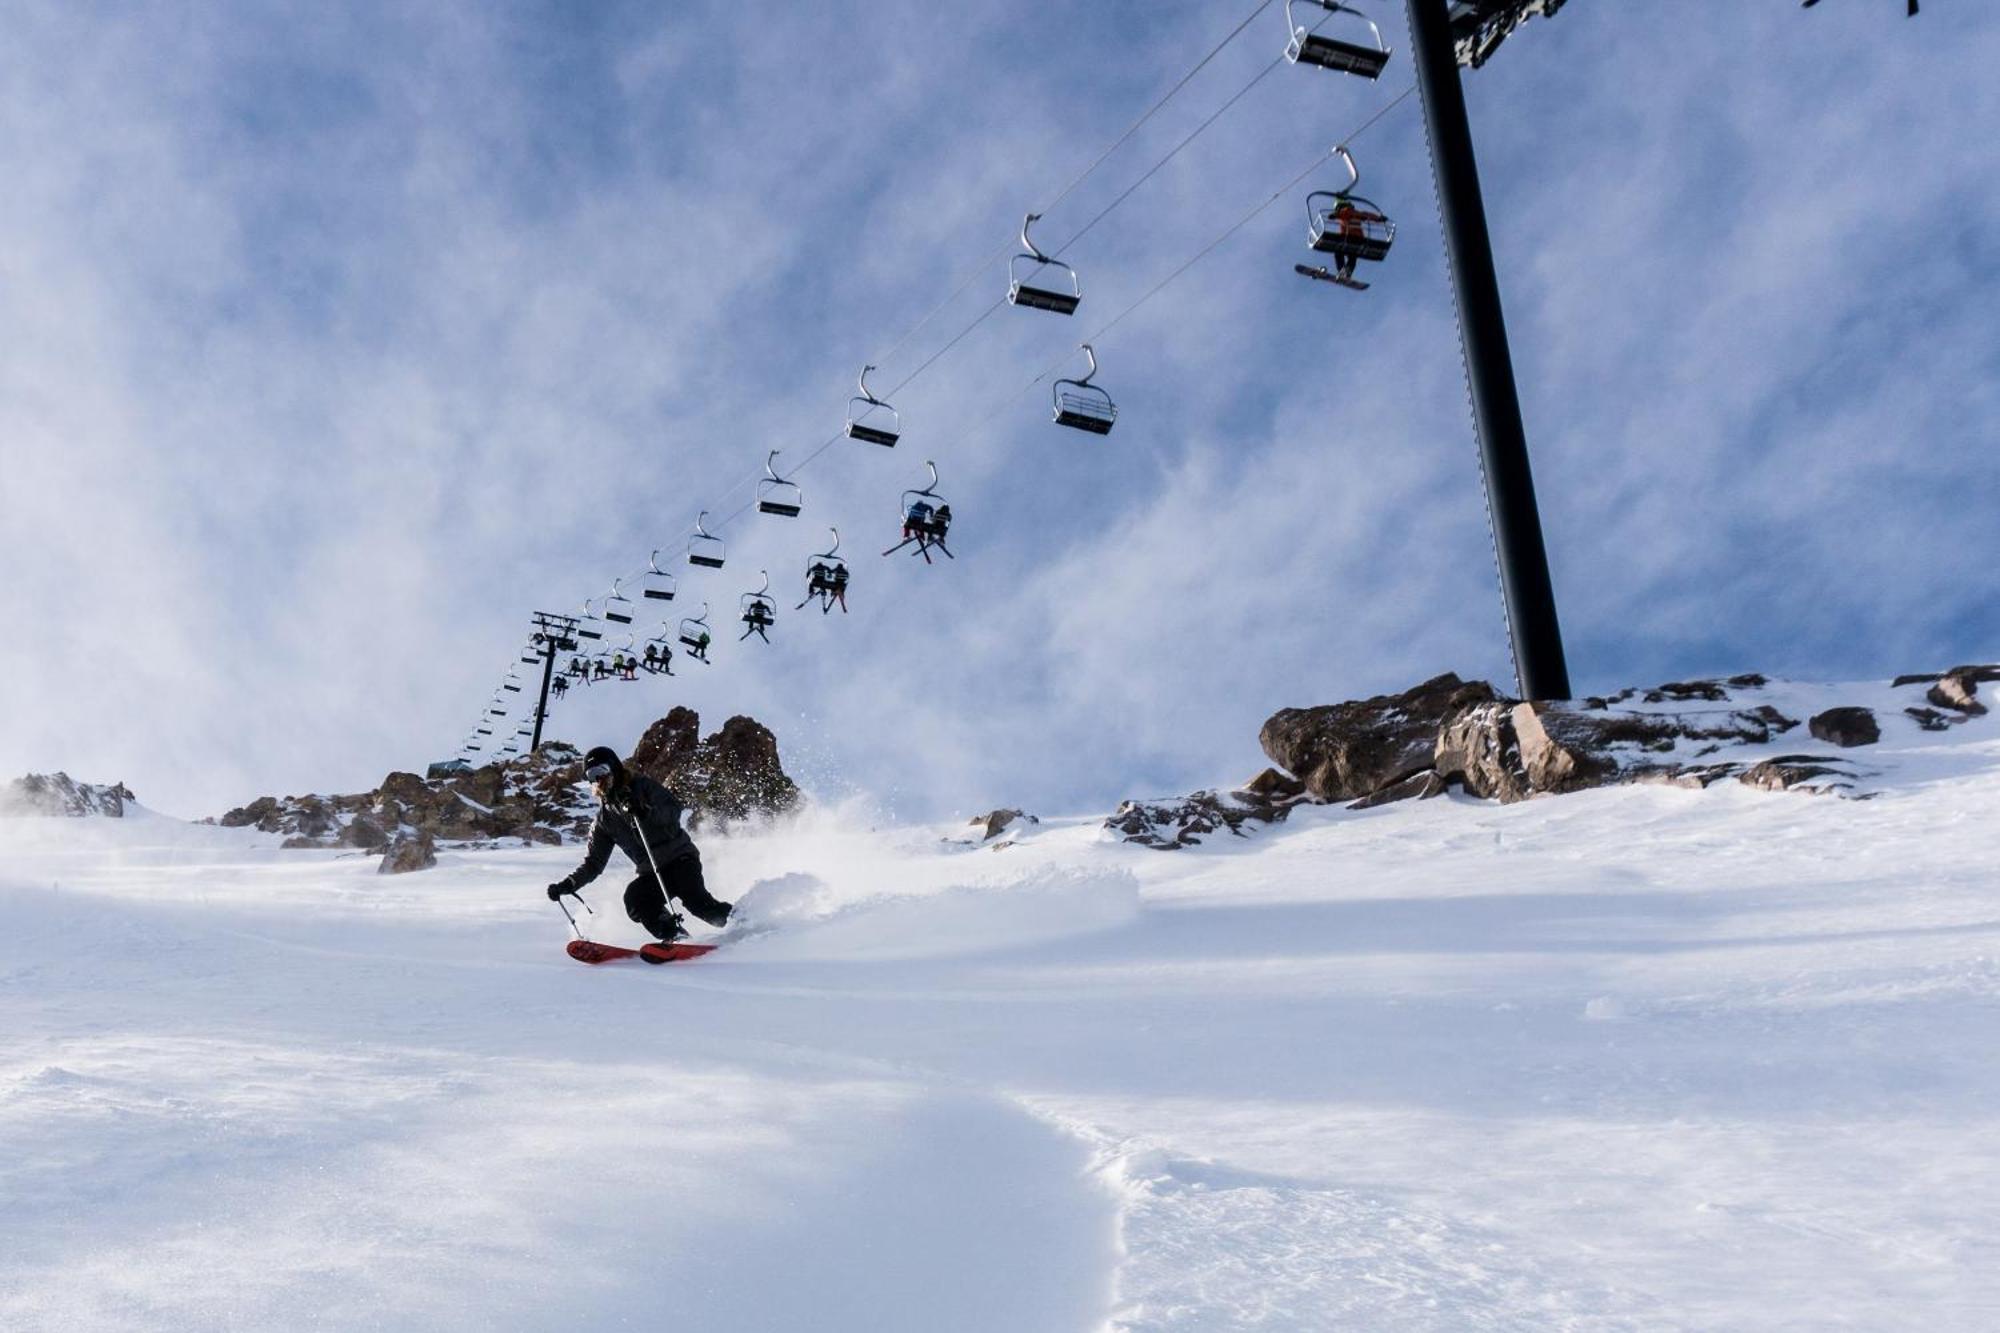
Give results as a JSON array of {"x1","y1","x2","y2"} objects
[
  {"x1": 527, "y1": 611, "x2": 582, "y2": 754},
  {"x1": 1405, "y1": 0, "x2": 1570, "y2": 700}
]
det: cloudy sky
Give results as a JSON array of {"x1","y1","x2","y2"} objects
[{"x1": 3, "y1": 1, "x2": 1994, "y2": 820}]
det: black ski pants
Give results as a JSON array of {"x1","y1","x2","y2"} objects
[{"x1": 624, "y1": 853, "x2": 729, "y2": 928}]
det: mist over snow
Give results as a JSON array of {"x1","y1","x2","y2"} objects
[{"x1": 2, "y1": 3, "x2": 1996, "y2": 823}]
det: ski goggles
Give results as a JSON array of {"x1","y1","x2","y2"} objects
[{"x1": 585, "y1": 761, "x2": 614, "y2": 781}]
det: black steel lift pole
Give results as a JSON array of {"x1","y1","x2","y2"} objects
[{"x1": 1405, "y1": 0, "x2": 1571, "y2": 700}]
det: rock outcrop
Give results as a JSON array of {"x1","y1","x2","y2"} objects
[
  {"x1": 1114, "y1": 663, "x2": 1995, "y2": 848},
  {"x1": 211, "y1": 711, "x2": 801, "y2": 852},
  {"x1": 2, "y1": 773, "x2": 136, "y2": 817},
  {"x1": 971, "y1": 808, "x2": 1037, "y2": 841},
  {"x1": 379, "y1": 831, "x2": 438, "y2": 874},
  {"x1": 1808, "y1": 707, "x2": 1881, "y2": 748},
  {"x1": 1107, "y1": 787, "x2": 1300, "y2": 850},
  {"x1": 628, "y1": 709, "x2": 801, "y2": 827},
  {"x1": 1260, "y1": 674, "x2": 1497, "y2": 803}
]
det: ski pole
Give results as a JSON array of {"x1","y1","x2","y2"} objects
[{"x1": 554, "y1": 893, "x2": 582, "y2": 939}]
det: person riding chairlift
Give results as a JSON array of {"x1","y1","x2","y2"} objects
[
  {"x1": 740, "y1": 601, "x2": 774, "y2": 643},
  {"x1": 902, "y1": 498, "x2": 934, "y2": 543}
]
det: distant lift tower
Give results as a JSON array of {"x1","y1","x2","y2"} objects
[
  {"x1": 527, "y1": 612, "x2": 582, "y2": 754},
  {"x1": 1407, "y1": 0, "x2": 1572, "y2": 700}
]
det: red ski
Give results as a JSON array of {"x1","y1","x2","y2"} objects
[{"x1": 566, "y1": 939, "x2": 717, "y2": 966}]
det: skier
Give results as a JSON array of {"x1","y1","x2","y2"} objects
[{"x1": 546, "y1": 746, "x2": 732, "y2": 943}]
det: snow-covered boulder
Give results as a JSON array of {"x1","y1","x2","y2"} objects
[{"x1": 1, "y1": 773, "x2": 137, "y2": 817}]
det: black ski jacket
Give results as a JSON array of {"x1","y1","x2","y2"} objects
[{"x1": 560, "y1": 774, "x2": 697, "y2": 890}]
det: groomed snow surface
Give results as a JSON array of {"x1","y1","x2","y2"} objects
[{"x1": 3, "y1": 698, "x2": 1996, "y2": 1330}]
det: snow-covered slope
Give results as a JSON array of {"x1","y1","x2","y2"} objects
[{"x1": 2, "y1": 699, "x2": 1995, "y2": 1330}]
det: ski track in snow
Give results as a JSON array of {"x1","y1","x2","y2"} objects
[{"x1": 2, "y1": 687, "x2": 1997, "y2": 1330}]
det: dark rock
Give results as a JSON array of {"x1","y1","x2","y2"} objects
[
  {"x1": 1241, "y1": 768, "x2": 1307, "y2": 801},
  {"x1": 1892, "y1": 672, "x2": 1942, "y2": 688},
  {"x1": 971, "y1": 808, "x2": 1038, "y2": 841},
  {"x1": 1346, "y1": 770, "x2": 1448, "y2": 810},
  {"x1": 1725, "y1": 673, "x2": 1768, "y2": 689},
  {"x1": 1905, "y1": 707, "x2": 1954, "y2": 733},
  {"x1": 630, "y1": 711, "x2": 801, "y2": 826},
  {"x1": 1739, "y1": 756, "x2": 1857, "y2": 795},
  {"x1": 1808, "y1": 707, "x2": 1880, "y2": 748},
  {"x1": 379, "y1": 831, "x2": 438, "y2": 874},
  {"x1": 1261, "y1": 673, "x2": 1499, "y2": 802},
  {"x1": 341, "y1": 815, "x2": 391, "y2": 851},
  {"x1": 630, "y1": 707, "x2": 702, "y2": 778},
  {"x1": 3, "y1": 773, "x2": 137, "y2": 818},
  {"x1": 1107, "y1": 789, "x2": 1290, "y2": 850},
  {"x1": 1642, "y1": 680, "x2": 1730, "y2": 704},
  {"x1": 219, "y1": 795, "x2": 283, "y2": 830}
]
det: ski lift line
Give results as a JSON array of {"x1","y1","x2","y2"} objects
[
  {"x1": 609, "y1": 7, "x2": 1309, "y2": 566},
  {"x1": 925, "y1": 89, "x2": 1416, "y2": 460},
  {"x1": 861, "y1": 0, "x2": 1277, "y2": 374},
  {"x1": 461, "y1": 87, "x2": 1415, "y2": 742}
]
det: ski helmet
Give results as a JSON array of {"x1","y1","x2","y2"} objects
[{"x1": 582, "y1": 746, "x2": 623, "y2": 782}]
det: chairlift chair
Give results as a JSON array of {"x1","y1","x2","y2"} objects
[
  {"x1": 846, "y1": 365, "x2": 901, "y2": 447},
  {"x1": 678, "y1": 603, "x2": 715, "y2": 662},
  {"x1": 643, "y1": 551, "x2": 678, "y2": 602},
  {"x1": 1306, "y1": 147, "x2": 1396, "y2": 281},
  {"x1": 739, "y1": 571, "x2": 778, "y2": 641},
  {"x1": 476, "y1": 727, "x2": 493, "y2": 737},
  {"x1": 757, "y1": 451, "x2": 803, "y2": 518},
  {"x1": 687, "y1": 512, "x2": 727, "y2": 569},
  {"x1": 576, "y1": 598, "x2": 606, "y2": 641},
  {"x1": 603, "y1": 579, "x2": 636, "y2": 625},
  {"x1": 1284, "y1": 0, "x2": 1392, "y2": 77},
  {"x1": 642, "y1": 631, "x2": 676, "y2": 675},
  {"x1": 798, "y1": 528, "x2": 852, "y2": 613},
  {"x1": 1008, "y1": 214, "x2": 1081, "y2": 315},
  {"x1": 1052, "y1": 344, "x2": 1118, "y2": 435},
  {"x1": 882, "y1": 460, "x2": 955, "y2": 564}
]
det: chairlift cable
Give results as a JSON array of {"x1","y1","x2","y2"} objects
[
  {"x1": 863, "y1": 0, "x2": 1278, "y2": 375},
  {"x1": 665, "y1": 19, "x2": 1312, "y2": 551},
  {"x1": 929, "y1": 85, "x2": 1418, "y2": 457},
  {"x1": 1050, "y1": 55, "x2": 1287, "y2": 261}
]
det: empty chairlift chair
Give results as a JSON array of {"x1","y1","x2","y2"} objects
[
  {"x1": 846, "y1": 366, "x2": 901, "y2": 447},
  {"x1": 1008, "y1": 213, "x2": 1081, "y2": 315},
  {"x1": 576, "y1": 597, "x2": 606, "y2": 642},
  {"x1": 642, "y1": 551, "x2": 678, "y2": 603},
  {"x1": 602, "y1": 579, "x2": 636, "y2": 625},
  {"x1": 1284, "y1": 0, "x2": 1392, "y2": 78},
  {"x1": 1300, "y1": 146, "x2": 1396, "y2": 291},
  {"x1": 758, "y1": 452, "x2": 803, "y2": 518},
  {"x1": 1052, "y1": 344, "x2": 1118, "y2": 435},
  {"x1": 687, "y1": 512, "x2": 727, "y2": 569}
]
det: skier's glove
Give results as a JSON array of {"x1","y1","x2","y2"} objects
[{"x1": 547, "y1": 881, "x2": 573, "y2": 901}]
